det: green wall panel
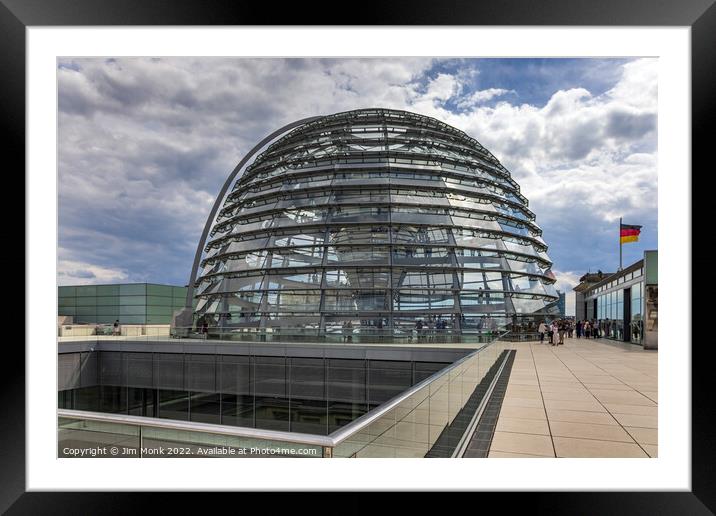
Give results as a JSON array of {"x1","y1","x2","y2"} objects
[
  {"x1": 119, "y1": 295, "x2": 145, "y2": 306},
  {"x1": 96, "y1": 296, "x2": 120, "y2": 306},
  {"x1": 120, "y1": 305, "x2": 146, "y2": 316},
  {"x1": 146, "y1": 295, "x2": 174, "y2": 306},
  {"x1": 146, "y1": 315, "x2": 171, "y2": 324},
  {"x1": 58, "y1": 284, "x2": 185, "y2": 322},
  {"x1": 147, "y1": 305, "x2": 172, "y2": 316},
  {"x1": 58, "y1": 286, "x2": 76, "y2": 297},
  {"x1": 76, "y1": 286, "x2": 97, "y2": 297},
  {"x1": 120, "y1": 284, "x2": 146, "y2": 296},
  {"x1": 147, "y1": 284, "x2": 173, "y2": 297},
  {"x1": 121, "y1": 315, "x2": 147, "y2": 324},
  {"x1": 97, "y1": 285, "x2": 120, "y2": 296},
  {"x1": 76, "y1": 306, "x2": 97, "y2": 316},
  {"x1": 96, "y1": 306, "x2": 120, "y2": 317}
]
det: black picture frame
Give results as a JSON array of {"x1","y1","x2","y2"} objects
[{"x1": 5, "y1": 0, "x2": 709, "y2": 512}]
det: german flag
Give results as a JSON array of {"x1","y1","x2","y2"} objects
[{"x1": 620, "y1": 223, "x2": 642, "y2": 244}]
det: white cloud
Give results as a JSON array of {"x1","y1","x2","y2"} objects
[
  {"x1": 58, "y1": 259, "x2": 128, "y2": 285},
  {"x1": 552, "y1": 270, "x2": 581, "y2": 293},
  {"x1": 422, "y1": 73, "x2": 461, "y2": 103},
  {"x1": 456, "y1": 87, "x2": 514, "y2": 109}
]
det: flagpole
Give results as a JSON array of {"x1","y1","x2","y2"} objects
[{"x1": 619, "y1": 217, "x2": 622, "y2": 272}]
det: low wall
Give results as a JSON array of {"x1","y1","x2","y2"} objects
[{"x1": 58, "y1": 324, "x2": 171, "y2": 337}]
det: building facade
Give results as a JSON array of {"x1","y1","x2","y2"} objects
[
  {"x1": 59, "y1": 283, "x2": 188, "y2": 325},
  {"x1": 576, "y1": 250, "x2": 657, "y2": 348},
  {"x1": 193, "y1": 109, "x2": 559, "y2": 340},
  {"x1": 573, "y1": 271, "x2": 613, "y2": 321}
]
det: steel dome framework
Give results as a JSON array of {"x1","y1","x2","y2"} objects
[{"x1": 193, "y1": 108, "x2": 559, "y2": 341}]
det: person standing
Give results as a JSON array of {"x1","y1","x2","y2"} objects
[
  {"x1": 113, "y1": 319, "x2": 120, "y2": 336},
  {"x1": 547, "y1": 321, "x2": 555, "y2": 345},
  {"x1": 346, "y1": 320, "x2": 353, "y2": 342},
  {"x1": 576, "y1": 320, "x2": 583, "y2": 338},
  {"x1": 342, "y1": 321, "x2": 349, "y2": 343},
  {"x1": 567, "y1": 321, "x2": 573, "y2": 339},
  {"x1": 558, "y1": 321, "x2": 566, "y2": 345},
  {"x1": 538, "y1": 321, "x2": 547, "y2": 344}
]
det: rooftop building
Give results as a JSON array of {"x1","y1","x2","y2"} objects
[{"x1": 573, "y1": 250, "x2": 657, "y2": 349}]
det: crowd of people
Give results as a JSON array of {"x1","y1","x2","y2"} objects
[
  {"x1": 537, "y1": 319, "x2": 571, "y2": 345},
  {"x1": 536, "y1": 318, "x2": 611, "y2": 345}
]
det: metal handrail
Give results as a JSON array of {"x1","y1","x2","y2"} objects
[{"x1": 58, "y1": 330, "x2": 510, "y2": 452}]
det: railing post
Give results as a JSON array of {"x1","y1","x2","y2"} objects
[{"x1": 322, "y1": 446, "x2": 333, "y2": 458}]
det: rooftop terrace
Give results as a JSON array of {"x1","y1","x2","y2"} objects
[{"x1": 478, "y1": 337, "x2": 657, "y2": 458}]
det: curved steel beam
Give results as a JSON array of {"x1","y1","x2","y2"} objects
[{"x1": 185, "y1": 115, "x2": 323, "y2": 308}]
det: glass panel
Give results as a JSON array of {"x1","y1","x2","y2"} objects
[
  {"x1": 393, "y1": 290, "x2": 454, "y2": 311},
  {"x1": 58, "y1": 418, "x2": 140, "y2": 457},
  {"x1": 393, "y1": 247, "x2": 452, "y2": 267},
  {"x1": 325, "y1": 247, "x2": 389, "y2": 266},
  {"x1": 265, "y1": 271, "x2": 323, "y2": 289},
  {"x1": 157, "y1": 390, "x2": 189, "y2": 421},
  {"x1": 323, "y1": 290, "x2": 388, "y2": 311},
  {"x1": 328, "y1": 226, "x2": 389, "y2": 245},
  {"x1": 393, "y1": 271, "x2": 454, "y2": 289},
  {"x1": 391, "y1": 226, "x2": 451, "y2": 245},
  {"x1": 254, "y1": 356, "x2": 288, "y2": 432},
  {"x1": 269, "y1": 247, "x2": 323, "y2": 268},
  {"x1": 265, "y1": 291, "x2": 321, "y2": 311},
  {"x1": 330, "y1": 206, "x2": 389, "y2": 223},
  {"x1": 289, "y1": 357, "x2": 326, "y2": 435},
  {"x1": 217, "y1": 251, "x2": 269, "y2": 273},
  {"x1": 459, "y1": 271, "x2": 504, "y2": 290},
  {"x1": 324, "y1": 269, "x2": 389, "y2": 289},
  {"x1": 140, "y1": 426, "x2": 322, "y2": 457},
  {"x1": 333, "y1": 345, "x2": 502, "y2": 458},
  {"x1": 219, "y1": 356, "x2": 253, "y2": 427}
]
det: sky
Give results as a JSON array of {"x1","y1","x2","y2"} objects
[{"x1": 57, "y1": 57, "x2": 658, "y2": 314}]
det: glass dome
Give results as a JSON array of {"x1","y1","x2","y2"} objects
[{"x1": 193, "y1": 108, "x2": 559, "y2": 341}]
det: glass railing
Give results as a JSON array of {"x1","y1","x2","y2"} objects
[
  {"x1": 58, "y1": 325, "x2": 507, "y2": 345},
  {"x1": 330, "y1": 336, "x2": 510, "y2": 457},
  {"x1": 58, "y1": 334, "x2": 512, "y2": 458},
  {"x1": 58, "y1": 411, "x2": 330, "y2": 458}
]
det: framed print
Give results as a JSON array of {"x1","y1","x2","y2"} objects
[{"x1": 5, "y1": 0, "x2": 711, "y2": 512}]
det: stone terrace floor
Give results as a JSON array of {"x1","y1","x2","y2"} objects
[{"x1": 488, "y1": 337, "x2": 657, "y2": 458}]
